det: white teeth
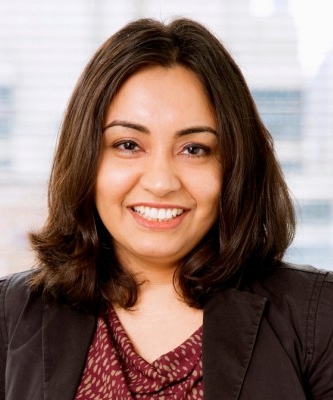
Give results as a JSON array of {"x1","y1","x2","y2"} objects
[
  {"x1": 157, "y1": 209, "x2": 166, "y2": 220},
  {"x1": 133, "y1": 206, "x2": 184, "y2": 221},
  {"x1": 150, "y1": 207, "x2": 158, "y2": 219},
  {"x1": 166, "y1": 209, "x2": 173, "y2": 219},
  {"x1": 172, "y1": 208, "x2": 179, "y2": 217}
]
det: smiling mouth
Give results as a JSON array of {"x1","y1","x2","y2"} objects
[{"x1": 132, "y1": 206, "x2": 185, "y2": 221}]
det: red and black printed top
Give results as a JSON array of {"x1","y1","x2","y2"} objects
[{"x1": 75, "y1": 307, "x2": 203, "y2": 399}]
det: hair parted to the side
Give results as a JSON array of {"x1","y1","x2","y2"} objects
[{"x1": 29, "y1": 17, "x2": 295, "y2": 310}]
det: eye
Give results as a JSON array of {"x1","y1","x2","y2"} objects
[
  {"x1": 181, "y1": 144, "x2": 211, "y2": 157},
  {"x1": 113, "y1": 140, "x2": 141, "y2": 152}
]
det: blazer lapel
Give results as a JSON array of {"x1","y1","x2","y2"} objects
[
  {"x1": 42, "y1": 303, "x2": 97, "y2": 400},
  {"x1": 41, "y1": 288, "x2": 266, "y2": 400},
  {"x1": 203, "y1": 288, "x2": 267, "y2": 400}
]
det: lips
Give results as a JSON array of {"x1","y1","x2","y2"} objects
[{"x1": 132, "y1": 206, "x2": 184, "y2": 221}]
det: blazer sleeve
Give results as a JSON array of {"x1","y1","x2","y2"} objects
[
  {"x1": 306, "y1": 271, "x2": 333, "y2": 399},
  {"x1": 0, "y1": 278, "x2": 10, "y2": 400},
  {"x1": 0, "y1": 272, "x2": 33, "y2": 400}
]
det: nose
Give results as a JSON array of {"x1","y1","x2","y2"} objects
[{"x1": 139, "y1": 153, "x2": 181, "y2": 197}]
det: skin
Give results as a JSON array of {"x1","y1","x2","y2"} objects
[
  {"x1": 94, "y1": 65, "x2": 222, "y2": 362},
  {"x1": 96, "y1": 65, "x2": 221, "y2": 275}
]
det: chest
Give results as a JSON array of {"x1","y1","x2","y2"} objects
[{"x1": 113, "y1": 304, "x2": 203, "y2": 363}]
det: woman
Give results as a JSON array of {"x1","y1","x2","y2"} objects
[{"x1": 0, "y1": 18, "x2": 332, "y2": 400}]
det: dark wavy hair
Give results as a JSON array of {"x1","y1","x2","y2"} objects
[{"x1": 29, "y1": 17, "x2": 295, "y2": 310}]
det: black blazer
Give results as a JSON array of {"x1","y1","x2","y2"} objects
[{"x1": 0, "y1": 263, "x2": 332, "y2": 399}]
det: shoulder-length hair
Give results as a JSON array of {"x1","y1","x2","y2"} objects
[{"x1": 29, "y1": 17, "x2": 295, "y2": 310}]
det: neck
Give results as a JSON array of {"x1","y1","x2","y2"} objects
[
  {"x1": 115, "y1": 252, "x2": 187, "y2": 310},
  {"x1": 135, "y1": 278, "x2": 184, "y2": 315},
  {"x1": 113, "y1": 269, "x2": 202, "y2": 363}
]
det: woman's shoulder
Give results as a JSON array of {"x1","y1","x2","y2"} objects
[
  {"x1": 1, "y1": 269, "x2": 33, "y2": 284},
  {"x1": 253, "y1": 262, "x2": 333, "y2": 395},
  {"x1": 250, "y1": 262, "x2": 333, "y2": 320},
  {"x1": 0, "y1": 269, "x2": 36, "y2": 303},
  {"x1": 271, "y1": 261, "x2": 332, "y2": 279},
  {"x1": 0, "y1": 270, "x2": 43, "y2": 334},
  {"x1": 253, "y1": 261, "x2": 333, "y2": 298}
]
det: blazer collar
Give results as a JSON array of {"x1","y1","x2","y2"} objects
[
  {"x1": 42, "y1": 303, "x2": 97, "y2": 400},
  {"x1": 203, "y1": 288, "x2": 267, "y2": 400}
]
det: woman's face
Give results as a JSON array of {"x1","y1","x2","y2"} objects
[{"x1": 95, "y1": 65, "x2": 222, "y2": 271}]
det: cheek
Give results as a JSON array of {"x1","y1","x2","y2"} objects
[
  {"x1": 187, "y1": 168, "x2": 221, "y2": 212},
  {"x1": 206, "y1": 183, "x2": 221, "y2": 217},
  {"x1": 95, "y1": 161, "x2": 138, "y2": 205}
]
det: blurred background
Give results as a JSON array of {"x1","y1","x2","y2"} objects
[{"x1": 0, "y1": 0, "x2": 332, "y2": 275}]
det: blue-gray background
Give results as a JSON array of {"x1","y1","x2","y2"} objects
[{"x1": 0, "y1": 0, "x2": 332, "y2": 274}]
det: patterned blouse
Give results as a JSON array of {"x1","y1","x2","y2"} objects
[{"x1": 75, "y1": 307, "x2": 204, "y2": 399}]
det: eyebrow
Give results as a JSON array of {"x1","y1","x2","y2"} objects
[{"x1": 102, "y1": 120, "x2": 217, "y2": 136}]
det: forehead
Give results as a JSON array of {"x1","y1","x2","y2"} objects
[{"x1": 105, "y1": 65, "x2": 216, "y2": 127}]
